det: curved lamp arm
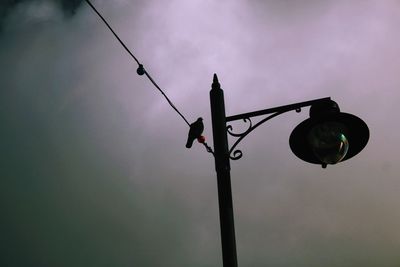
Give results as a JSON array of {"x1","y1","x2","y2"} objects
[
  {"x1": 225, "y1": 97, "x2": 331, "y2": 160},
  {"x1": 227, "y1": 110, "x2": 290, "y2": 160}
]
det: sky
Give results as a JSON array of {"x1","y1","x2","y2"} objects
[{"x1": 1, "y1": 0, "x2": 400, "y2": 266}]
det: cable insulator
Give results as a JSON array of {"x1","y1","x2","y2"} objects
[{"x1": 137, "y1": 64, "x2": 145, "y2": 75}]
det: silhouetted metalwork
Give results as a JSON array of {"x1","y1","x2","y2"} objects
[
  {"x1": 210, "y1": 74, "x2": 238, "y2": 267},
  {"x1": 209, "y1": 74, "x2": 369, "y2": 267},
  {"x1": 201, "y1": 141, "x2": 214, "y2": 155},
  {"x1": 290, "y1": 99, "x2": 369, "y2": 168},
  {"x1": 227, "y1": 112, "x2": 284, "y2": 160},
  {"x1": 225, "y1": 97, "x2": 346, "y2": 162},
  {"x1": 225, "y1": 97, "x2": 331, "y2": 122}
]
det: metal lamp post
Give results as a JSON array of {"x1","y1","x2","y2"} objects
[{"x1": 209, "y1": 74, "x2": 369, "y2": 267}]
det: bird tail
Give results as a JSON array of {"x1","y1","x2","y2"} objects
[{"x1": 186, "y1": 138, "x2": 194, "y2": 148}]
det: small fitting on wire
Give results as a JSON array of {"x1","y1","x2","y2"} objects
[
  {"x1": 197, "y1": 135, "x2": 206, "y2": 144},
  {"x1": 137, "y1": 64, "x2": 145, "y2": 75}
]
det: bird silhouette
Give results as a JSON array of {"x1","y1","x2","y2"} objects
[{"x1": 186, "y1": 117, "x2": 204, "y2": 148}]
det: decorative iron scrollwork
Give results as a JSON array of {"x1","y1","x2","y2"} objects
[
  {"x1": 226, "y1": 111, "x2": 289, "y2": 160},
  {"x1": 230, "y1": 150, "x2": 243, "y2": 160},
  {"x1": 221, "y1": 96, "x2": 331, "y2": 161},
  {"x1": 227, "y1": 118, "x2": 253, "y2": 137},
  {"x1": 226, "y1": 118, "x2": 252, "y2": 160}
]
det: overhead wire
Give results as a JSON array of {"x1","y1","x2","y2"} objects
[
  {"x1": 84, "y1": 0, "x2": 214, "y2": 154},
  {"x1": 84, "y1": 0, "x2": 189, "y2": 126},
  {"x1": 84, "y1": 0, "x2": 140, "y2": 65}
]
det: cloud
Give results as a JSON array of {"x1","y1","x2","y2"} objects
[
  {"x1": 1, "y1": 2, "x2": 76, "y2": 34},
  {"x1": 1, "y1": 0, "x2": 400, "y2": 266},
  {"x1": 0, "y1": 0, "x2": 84, "y2": 18}
]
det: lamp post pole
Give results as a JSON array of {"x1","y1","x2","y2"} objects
[
  {"x1": 209, "y1": 74, "x2": 368, "y2": 267},
  {"x1": 210, "y1": 74, "x2": 238, "y2": 267}
]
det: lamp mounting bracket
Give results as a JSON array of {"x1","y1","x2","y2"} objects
[{"x1": 226, "y1": 97, "x2": 331, "y2": 160}]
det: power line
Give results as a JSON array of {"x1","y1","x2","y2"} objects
[
  {"x1": 84, "y1": 0, "x2": 140, "y2": 65},
  {"x1": 84, "y1": 0, "x2": 214, "y2": 154},
  {"x1": 84, "y1": 0, "x2": 190, "y2": 126}
]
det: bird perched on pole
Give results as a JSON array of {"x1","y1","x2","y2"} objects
[{"x1": 186, "y1": 117, "x2": 204, "y2": 148}]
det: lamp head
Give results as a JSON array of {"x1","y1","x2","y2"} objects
[{"x1": 289, "y1": 100, "x2": 369, "y2": 168}]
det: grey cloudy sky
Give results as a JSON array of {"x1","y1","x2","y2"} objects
[{"x1": 1, "y1": 0, "x2": 400, "y2": 266}]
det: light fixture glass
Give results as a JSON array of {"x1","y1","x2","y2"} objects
[{"x1": 307, "y1": 121, "x2": 349, "y2": 165}]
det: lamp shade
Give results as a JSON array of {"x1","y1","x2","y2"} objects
[{"x1": 289, "y1": 101, "x2": 369, "y2": 167}]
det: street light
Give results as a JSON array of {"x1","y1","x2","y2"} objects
[
  {"x1": 209, "y1": 74, "x2": 369, "y2": 267},
  {"x1": 290, "y1": 99, "x2": 369, "y2": 168}
]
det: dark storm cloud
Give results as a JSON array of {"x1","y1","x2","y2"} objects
[
  {"x1": 0, "y1": 0, "x2": 84, "y2": 17},
  {"x1": 0, "y1": 1, "x2": 216, "y2": 266},
  {"x1": 0, "y1": 0, "x2": 84, "y2": 31},
  {"x1": 1, "y1": 0, "x2": 400, "y2": 266}
]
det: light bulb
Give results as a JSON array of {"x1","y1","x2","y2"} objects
[{"x1": 308, "y1": 122, "x2": 349, "y2": 165}]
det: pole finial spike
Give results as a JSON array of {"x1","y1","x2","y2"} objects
[
  {"x1": 212, "y1": 73, "x2": 221, "y2": 90},
  {"x1": 213, "y1": 73, "x2": 219, "y2": 83}
]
